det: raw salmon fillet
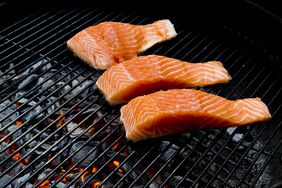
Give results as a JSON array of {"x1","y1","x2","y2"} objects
[
  {"x1": 67, "y1": 20, "x2": 177, "y2": 70},
  {"x1": 120, "y1": 89, "x2": 271, "y2": 141},
  {"x1": 96, "y1": 55, "x2": 231, "y2": 105}
]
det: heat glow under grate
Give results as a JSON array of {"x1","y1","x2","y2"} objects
[{"x1": 0, "y1": 6, "x2": 282, "y2": 188}]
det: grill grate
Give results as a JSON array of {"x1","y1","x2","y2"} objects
[{"x1": 0, "y1": 5, "x2": 282, "y2": 188}]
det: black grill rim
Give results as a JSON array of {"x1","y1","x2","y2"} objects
[{"x1": 0, "y1": 4, "x2": 281, "y2": 188}]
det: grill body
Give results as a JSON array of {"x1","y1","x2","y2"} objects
[{"x1": 0, "y1": 1, "x2": 282, "y2": 188}]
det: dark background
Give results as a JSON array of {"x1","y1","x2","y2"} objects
[{"x1": 1, "y1": 0, "x2": 282, "y2": 61}]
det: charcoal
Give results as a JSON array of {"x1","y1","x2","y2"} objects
[
  {"x1": 122, "y1": 161, "x2": 139, "y2": 180},
  {"x1": 0, "y1": 70, "x2": 10, "y2": 86},
  {"x1": 149, "y1": 182, "x2": 159, "y2": 188},
  {"x1": 56, "y1": 182, "x2": 67, "y2": 188},
  {"x1": 226, "y1": 127, "x2": 243, "y2": 142},
  {"x1": 67, "y1": 122, "x2": 87, "y2": 138},
  {"x1": 11, "y1": 173, "x2": 31, "y2": 188},
  {"x1": 40, "y1": 143, "x2": 59, "y2": 151},
  {"x1": 41, "y1": 79, "x2": 55, "y2": 90},
  {"x1": 57, "y1": 136, "x2": 70, "y2": 149},
  {"x1": 18, "y1": 98, "x2": 29, "y2": 104},
  {"x1": 23, "y1": 105, "x2": 44, "y2": 121},
  {"x1": 39, "y1": 132, "x2": 49, "y2": 140},
  {"x1": 70, "y1": 80, "x2": 92, "y2": 98},
  {"x1": 8, "y1": 63, "x2": 16, "y2": 74},
  {"x1": 37, "y1": 168, "x2": 52, "y2": 180},
  {"x1": 28, "y1": 140, "x2": 37, "y2": 148},
  {"x1": 35, "y1": 161, "x2": 45, "y2": 170},
  {"x1": 0, "y1": 175, "x2": 13, "y2": 188},
  {"x1": 0, "y1": 143, "x2": 8, "y2": 161},
  {"x1": 7, "y1": 125, "x2": 23, "y2": 142},
  {"x1": 18, "y1": 74, "x2": 39, "y2": 90},
  {"x1": 46, "y1": 97, "x2": 60, "y2": 115},
  {"x1": 161, "y1": 143, "x2": 179, "y2": 161},
  {"x1": 0, "y1": 100, "x2": 19, "y2": 129},
  {"x1": 14, "y1": 91, "x2": 26, "y2": 100},
  {"x1": 51, "y1": 155, "x2": 62, "y2": 166},
  {"x1": 70, "y1": 141, "x2": 99, "y2": 167},
  {"x1": 25, "y1": 183, "x2": 33, "y2": 188}
]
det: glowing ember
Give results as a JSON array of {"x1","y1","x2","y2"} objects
[
  {"x1": 92, "y1": 181, "x2": 101, "y2": 188},
  {"x1": 74, "y1": 167, "x2": 84, "y2": 172},
  {"x1": 81, "y1": 171, "x2": 89, "y2": 182},
  {"x1": 118, "y1": 169, "x2": 123, "y2": 173},
  {"x1": 113, "y1": 160, "x2": 123, "y2": 173},
  {"x1": 62, "y1": 173, "x2": 73, "y2": 183},
  {"x1": 38, "y1": 179, "x2": 51, "y2": 188},
  {"x1": 12, "y1": 153, "x2": 21, "y2": 160},
  {"x1": 87, "y1": 127, "x2": 95, "y2": 135},
  {"x1": 112, "y1": 140, "x2": 122, "y2": 151},
  {"x1": 16, "y1": 119, "x2": 23, "y2": 126},
  {"x1": 113, "y1": 160, "x2": 120, "y2": 166},
  {"x1": 57, "y1": 110, "x2": 65, "y2": 126},
  {"x1": 92, "y1": 167, "x2": 98, "y2": 173}
]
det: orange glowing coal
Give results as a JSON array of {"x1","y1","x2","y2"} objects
[
  {"x1": 112, "y1": 140, "x2": 123, "y2": 151},
  {"x1": 57, "y1": 110, "x2": 65, "y2": 126},
  {"x1": 113, "y1": 160, "x2": 123, "y2": 173},
  {"x1": 62, "y1": 173, "x2": 73, "y2": 183},
  {"x1": 12, "y1": 153, "x2": 21, "y2": 160},
  {"x1": 92, "y1": 181, "x2": 102, "y2": 188},
  {"x1": 81, "y1": 171, "x2": 89, "y2": 182},
  {"x1": 92, "y1": 167, "x2": 98, "y2": 173},
  {"x1": 38, "y1": 179, "x2": 51, "y2": 188},
  {"x1": 113, "y1": 160, "x2": 120, "y2": 166},
  {"x1": 16, "y1": 119, "x2": 23, "y2": 126}
]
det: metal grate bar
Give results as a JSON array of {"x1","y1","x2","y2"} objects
[
  {"x1": 159, "y1": 49, "x2": 247, "y2": 187},
  {"x1": 1, "y1": 85, "x2": 99, "y2": 187},
  {"x1": 0, "y1": 8, "x2": 77, "y2": 54},
  {"x1": 0, "y1": 68, "x2": 94, "y2": 148},
  {"x1": 0, "y1": 49, "x2": 70, "y2": 103},
  {"x1": 22, "y1": 106, "x2": 110, "y2": 187},
  {"x1": 199, "y1": 72, "x2": 281, "y2": 187},
  {"x1": 0, "y1": 63, "x2": 88, "y2": 134},
  {"x1": 221, "y1": 68, "x2": 274, "y2": 184},
  {"x1": 189, "y1": 64, "x2": 274, "y2": 186},
  {"x1": 191, "y1": 40, "x2": 224, "y2": 62},
  {"x1": 1, "y1": 6, "x2": 281, "y2": 188},
  {"x1": 234, "y1": 94, "x2": 282, "y2": 187},
  {"x1": 151, "y1": 29, "x2": 193, "y2": 55},
  {"x1": 110, "y1": 36, "x2": 224, "y2": 187},
  {"x1": 0, "y1": 55, "x2": 71, "y2": 116},
  {"x1": 0, "y1": 9, "x2": 128, "y2": 132},
  {"x1": 120, "y1": 39, "x2": 226, "y2": 187},
  {"x1": 158, "y1": 48, "x2": 240, "y2": 187},
  {"x1": 0, "y1": 9, "x2": 50, "y2": 37},
  {"x1": 0, "y1": 71, "x2": 96, "y2": 169},
  {"x1": 0, "y1": 7, "x2": 93, "y2": 77},
  {"x1": 19, "y1": 12, "x2": 144, "y2": 187},
  {"x1": 111, "y1": 144, "x2": 160, "y2": 188},
  {"x1": 143, "y1": 146, "x2": 183, "y2": 188},
  {"x1": 250, "y1": 123, "x2": 282, "y2": 187},
  {"x1": 128, "y1": 143, "x2": 174, "y2": 188},
  {"x1": 0, "y1": 8, "x2": 86, "y2": 60},
  {"x1": 0, "y1": 9, "x2": 130, "y2": 127},
  {"x1": 78, "y1": 140, "x2": 130, "y2": 188},
  {"x1": 41, "y1": 114, "x2": 121, "y2": 187}
]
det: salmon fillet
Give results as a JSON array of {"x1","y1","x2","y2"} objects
[
  {"x1": 120, "y1": 89, "x2": 271, "y2": 141},
  {"x1": 67, "y1": 20, "x2": 177, "y2": 70},
  {"x1": 96, "y1": 55, "x2": 231, "y2": 105}
]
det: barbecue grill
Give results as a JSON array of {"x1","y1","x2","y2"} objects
[{"x1": 0, "y1": 0, "x2": 282, "y2": 187}]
